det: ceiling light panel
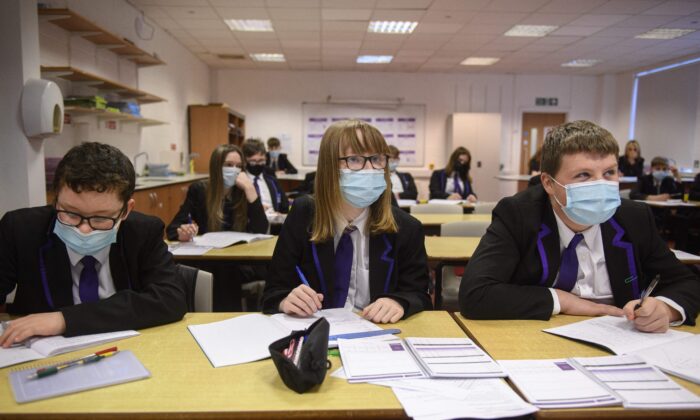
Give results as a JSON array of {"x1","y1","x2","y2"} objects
[
  {"x1": 460, "y1": 57, "x2": 500, "y2": 65},
  {"x1": 635, "y1": 28, "x2": 696, "y2": 40},
  {"x1": 561, "y1": 59, "x2": 601, "y2": 67},
  {"x1": 250, "y1": 53, "x2": 285, "y2": 62},
  {"x1": 357, "y1": 55, "x2": 393, "y2": 63},
  {"x1": 368, "y1": 21, "x2": 418, "y2": 34},
  {"x1": 504, "y1": 25, "x2": 559, "y2": 37},
  {"x1": 225, "y1": 19, "x2": 274, "y2": 32}
]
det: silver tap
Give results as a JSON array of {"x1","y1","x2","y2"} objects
[{"x1": 133, "y1": 152, "x2": 149, "y2": 177}]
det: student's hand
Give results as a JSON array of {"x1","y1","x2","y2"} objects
[
  {"x1": 0, "y1": 312, "x2": 66, "y2": 348},
  {"x1": 236, "y1": 173, "x2": 259, "y2": 203},
  {"x1": 361, "y1": 298, "x2": 404, "y2": 323},
  {"x1": 555, "y1": 290, "x2": 624, "y2": 317},
  {"x1": 275, "y1": 170, "x2": 285, "y2": 177},
  {"x1": 623, "y1": 297, "x2": 680, "y2": 333},
  {"x1": 176, "y1": 223, "x2": 198, "y2": 242},
  {"x1": 447, "y1": 193, "x2": 462, "y2": 200},
  {"x1": 466, "y1": 194, "x2": 477, "y2": 203},
  {"x1": 648, "y1": 194, "x2": 671, "y2": 202},
  {"x1": 279, "y1": 285, "x2": 323, "y2": 316}
]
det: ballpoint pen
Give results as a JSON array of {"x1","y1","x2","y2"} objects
[
  {"x1": 634, "y1": 275, "x2": 660, "y2": 311},
  {"x1": 28, "y1": 347, "x2": 119, "y2": 379},
  {"x1": 295, "y1": 265, "x2": 311, "y2": 287}
]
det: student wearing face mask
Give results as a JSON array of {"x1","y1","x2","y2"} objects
[
  {"x1": 242, "y1": 139, "x2": 289, "y2": 215},
  {"x1": 261, "y1": 120, "x2": 432, "y2": 323},
  {"x1": 388, "y1": 145, "x2": 418, "y2": 201},
  {"x1": 0, "y1": 143, "x2": 188, "y2": 346},
  {"x1": 429, "y1": 147, "x2": 477, "y2": 202},
  {"x1": 629, "y1": 156, "x2": 682, "y2": 202},
  {"x1": 460, "y1": 121, "x2": 700, "y2": 332},
  {"x1": 166, "y1": 144, "x2": 268, "y2": 241},
  {"x1": 618, "y1": 140, "x2": 644, "y2": 178},
  {"x1": 266, "y1": 137, "x2": 297, "y2": 175}
]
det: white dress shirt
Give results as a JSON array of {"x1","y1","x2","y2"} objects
[
  {"x1": 548, "y1": 211, "x2": 686, "y2": 324},
  {"x1": 248, "y1": 171, "x2": 273, "y2": 209},
  {"x1": 390, "y1": 172, "x2": 404, "y2": 194},
  {"x1": 66, "y1": 245, "x2": 116, "y2": 304},
  {"x1": 333, "y1": 208, "x2": 370, "y2": 312},
  {"x1": 444, "y1": 173, "x2": 465, "y2": 195}
]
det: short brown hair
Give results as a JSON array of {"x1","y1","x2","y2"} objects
[
  {"x1": 53, "y1": 142, "x2": 135, "y2": 204},
  {"x1": 267, "y1": 137, "x2": 280, "y2": 149},
  {"x1": 650, "y1": 156, "x2": 669, "y2": 168},
  {"x1": 388, "y1": 145, "x2": 400, "y2": 159},
  {"x1": 541, "y1": 120, "x2": 619, "y2": 176},
  {"x1": 242, "y1": 138, "x2": 266, "y2": 157},
  {"x1": 312, "y1": 119, "x2": 396, "y2": 242}
]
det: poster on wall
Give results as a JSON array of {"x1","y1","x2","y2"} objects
[{"x1": 302, "y1": 103, "x2": 425, "y2": 167}]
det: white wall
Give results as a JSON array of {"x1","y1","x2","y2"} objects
[
  {"x1": 40, "y1": 0, "x2": 210, "y2": 173},
  {"x1": 0, "y1": 0, "x2": 46, "y2": 216},
  {"x1": 635, "y1": 63, "x2": 700, "y2": 170},
  {"x1": 213, "y1": 69, "x2": 601, "y2": 199}
]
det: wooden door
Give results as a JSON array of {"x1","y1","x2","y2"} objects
[
  {"x1": 188, "y1": 105, "x2": 229, "y2": 174},
  {"x1": 520, "y1": 112, "x2": 566, "y2": 174}
]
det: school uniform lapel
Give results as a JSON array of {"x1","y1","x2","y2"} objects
[
  {"x1": 42, "y1": 235, "x2": 75, "y2": 308},
  {"x1": 108, "y1": 236, "x2": 130, "y2": 291},
  {"x1": 601, "y1": 217, "x2": 641, "y2": 306},
  {"x1": 368, "y1": 233, "x2": 395, "y2": 299},
  {"x1": 398, "y1": 172, "x2": 408, "y2": 189},
  {"x1": 537, "y1": 202, "x2": 561, "y2": 287},
  {"x1": 264, "y1": 174, "x2": 280, "y2": 211}
]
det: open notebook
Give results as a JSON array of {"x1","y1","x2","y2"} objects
[
  {"x1": 169, "y1": 231, "x2": 273, "y2": 256},
  {"x1": 0, "y1": 329, "x2": 139, "y2": 369},
  {"x1": 9, "y1": 350, "x2": 150, "y2": 403}
]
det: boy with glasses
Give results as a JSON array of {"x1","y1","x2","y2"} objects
[{"x1": 0, "y1": 142, "x2": 187, "y2": 346}]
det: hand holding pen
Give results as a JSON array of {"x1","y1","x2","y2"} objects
[
  {"x1": 278, "y1": 266, "x2": 323, "y2": 316},
  {"x1": 28, "y1": 347, "x2": 119, "y2": 379},
  {"x1": 176, "y1": 213, "x2": 198, "y2": 242},
  {"x1": 623, "y1": 275, "x2": 678, "y2": 333}
]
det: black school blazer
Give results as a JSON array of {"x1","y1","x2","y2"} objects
[
  {"x1": 0, "y1": 206, "x2": 188, "y2": 336},
  {"x1": 265, "y1": 152, "x2": 298, "y2": 174},
  {"x1": 262, "y1": 195, "x2": 432, "y2": 317},
  {"x1": 460, "y1": 185, "x2": 700, "y2": 323},
  {"x1": 429, "y1": 169, "x2": 477, "y2": 200},
  {"x1": 394, "y1": 171, "x2": 418, "y2": 200}
]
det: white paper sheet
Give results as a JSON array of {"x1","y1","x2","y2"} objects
[
  {"x1": 392, "y1": 379, "x2": 538, "y2": 420},
  {"x1": 187, "y1": 314, "x2": 289, "y2": 367},
  {"x1": 543, "y1": 315, "x2": 693, "y2": 355},
  {"x1": 271, "y1": 308, "x2": 382, "y2": 347},
  {"x1": 630, "y1": 334, "x2": 700, "y2": 384},
  {"x1": 338, "y1": 339, "x2": 426, "y2": 382},
  {"x1": 193, "y1": 231, "x2": 273, "y2": 248},
  {"x1": 405, "y1": 337, "x2": 506, "y2": 378},
  {"x1": 499, "y1": 359, "x2": 621, "y2": 408}
]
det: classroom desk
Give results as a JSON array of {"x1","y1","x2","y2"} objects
[
  {"x1": 453, "y1": 313, "x2": 700, "y2": 419},
  {"x1": 0, "y1": 311, "x2": 466, "y2": 419},
  {"x1": 173, "y1": 237, "x2": 278, "y2": 263},
  {"x1": 276, "y1": 172, "x2": 308, "y2": 192},
  {"x1": 636, "y1": 200, "x2": 700, "y2": 208},
  {"x1": 411, "y1": 213, "x2": 491, "y2": 236},
  {"x1": 424, "y1": 236, "x2": 481, "y2": 263}
]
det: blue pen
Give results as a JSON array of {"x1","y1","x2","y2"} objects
[
  {"x1": 295, "y1": 265, "x2": 310, "y2": 287},
  {"x1": 329, "y1": 328, "x2": 401, "y2": 341},
  {"x1": 187, "y1": 213, "x2": 193, "y2": 225}
]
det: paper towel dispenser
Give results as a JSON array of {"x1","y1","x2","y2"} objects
[{"x1": 21, "y1": 79, "x2": 64, "y2": 139}]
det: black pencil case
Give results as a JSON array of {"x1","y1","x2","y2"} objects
[{"x1": 268, "y1": 317, "x2": 331, "y2": 393}]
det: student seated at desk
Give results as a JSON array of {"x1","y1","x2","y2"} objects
[
  {"x1": 459, "y1": 121, "x2": 700, "y2": 332},
  {"x1": 629, "y1": 156, "x2": 682, "y2": 201},
  {"x1": 166, "y1": 144, "x2": 268, "y2": 241},
  {"x1": 429, "y1": 146, "x2": 477, "y2": 202},
  {"x1": 242, "y1": 139, "x2": 289, "y2": 215},
  {"x1": 266, "y1": 137, "x2": 297, "y2": 175},
  {"x1": 262, "y1": 120, "x2": 432, "y2": 323},
  {"x1": 618, "y1": 139, "x2": 644, "y2": 178},
  {"x1": 0, "y1": 143, "x2": 187, "y2": 346},
  {"x1": 388, "y1": 145, "x2": 418, "y2": 201}
]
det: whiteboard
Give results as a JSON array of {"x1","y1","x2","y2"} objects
[{"x1": 302, "y1": 103, "x2": 425, "y2": 167}]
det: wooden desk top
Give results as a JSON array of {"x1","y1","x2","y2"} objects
[
  {"x1": 0, "y1": 311, "x2": 465, "y2": 419},
  {"x1": 453, "y1": 313, "x2": 700, "y2": 418},
  {"x1": 424, "y1": 236, "x2": 480, "y2": 262},
  {"x1": 173, "y1": 237, "x2": 278, "y2": 261},
  {"x1": 411, "y1": 213, "x2": 491, "y2": 227}
]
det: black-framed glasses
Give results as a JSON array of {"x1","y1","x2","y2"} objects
[
  {"x1": 55, "y1": 208, "x2": 124, "y2": 231},
  {"x1": 338, "y1": 154, "x2": 388, "y2": 171}
]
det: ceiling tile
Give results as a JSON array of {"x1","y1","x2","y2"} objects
[
  {"x1": 588, "y1": 0, "x2": 665, "y2": 14},
  {"x1": 616, "y1": 14, "x2": 678, "y2": 27},
  {"x1": 414, "y1": 23, "x2": 464, "y2": 34},
  {"x1": 322, "y1": 9, "x2": 372, "y2": 20},
  {"x1": 484, "y1": 0, "x2": 551, "y2": 13},
  {"x1": 200, "y1": 38, "x2": 241, "y2": 47},
  {"x1": 280, "y1": 39, "x2": 321, "y2": 48},
  {"x1": 322, "y1": 0, "x2": 377, "y2": 9},
  {"x1": 428, "y1": 0, "x2": 490, "y2": 12},
  {"x1": 536, "y1": 0, "x2": 607, "y2": 14},
  {"x1": 275, "y1": 31, "x2": 321, "y2": 40},
  {"x1": 662, "y1": 15, "x2": 700, "y2": 28},
  {"x1": 395, "y1": 49, "x2": 433, "y2": 57},
  {"x1": 267, "y1": 0, "x2": 320, "y2": 7},
  {"x1": 376, "y1": 0, "x2": 433, "y2": 9},
  {"x1": 371, "y1": 9, "x2": 426, "y2": 20},
  {"x1": 134, "y1": 6, "x2": 169, "y2": 19},
  {"x1": 233, "y1": 32, "x2": 279, "y2": 41},
  {"x1": 151, "y1": 15, "x2": 181, "y2": 29},
  {"x1": 470, "y1": 12, "x2": 529, "y2": 25},
  {"x1": 322, "y1": 21, "x2": 368, "y2": 32},
  {"x1": 213, "y1": 7, "x2": 270, "y2": 19},
  {"x1": 591, "y1": 26, "x2": 645, "y2": 37},
  {"x1": 421, "y1": 10, "x2": 476, "y2": 23},
  {"x1": 268, "y1": 8, "x2": 321, "y2": 20},
  {"x1": 208, "y1": 0, "x2": 264, "y2": 6},
  {"x1": 534, "y1": 36, "x2": 582, "y2": 45},
  {"x1": 567, "y1": 14, "x2": 633, "y2": 27},
  {"x1": 272, "y1": 20, "x2": 321, "y2": 31},
  {"x1": 132, "y1": 0, "x2": 209, "y2": 5},
  {"x1": 177, "y1": 19, "x2": 228, "y2": 30},
  {"x1": 323, "y1": 40, "x2": 362, "y2": 49},
  {"x1": 642, "y1": 1, "x2": 700, "y2": 15},
  {"x1": 163, "y1": 6, "x2": 219, "y2": 20},
  {"x1": 323, "y1": 31, "x2": 365, "y2": 41},
  {"x1": 458, "y1": 24, "x2": 512, "y2": 35},
  {"x1": 186, "y1": 29, "x2": 234, "y2": 39}
]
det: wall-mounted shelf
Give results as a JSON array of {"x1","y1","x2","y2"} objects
[
  {"x1": 38, "y1": 7, "x2": 165, "y2": 67},
  {"x1": 41, "y1": 66, "x2": 165, "y2": 104},
  {"x1": 64, "y1": 107, "x2": 166, "y2": 126}
]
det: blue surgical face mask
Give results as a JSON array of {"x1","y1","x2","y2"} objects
[
  {"x1": 388, "y1": 161, "x2": 399, "y2": 172},
  {"x1": 652, "y1": 170, "x2": 669, "y2": 182},
  {"x1": 222, "y1": 167, "x2": 240, "y2": 188},
  {"x1": 53, "y1": 219, "x2": 121, "y2": 256},
  {"x1": 550, "y1": 177, "x2": 621, "y2": 226},
  {"x1": 269, "y1": 150, "x2": 281, "y2": 159},
  {"x1": 339, "y1": 169, "x2": 387, "y2": 208}
]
